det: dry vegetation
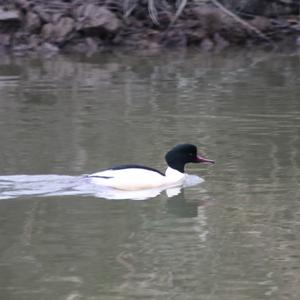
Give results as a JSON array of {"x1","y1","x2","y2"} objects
[{"x1": 0, "y1": 0, "x2": 299, "y2": 54}]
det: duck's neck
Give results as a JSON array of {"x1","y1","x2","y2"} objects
[
  {"x1": 166, "y1": 161, "x2": 185, "y2": 173},
  {"x1": 165, "y1": 167, "x2": 186, "y2": 181}
]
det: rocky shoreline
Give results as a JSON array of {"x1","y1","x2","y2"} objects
[{"x1": 0, "y1": 0, "x2": 299, "y2": 55}]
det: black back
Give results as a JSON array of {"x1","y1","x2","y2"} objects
[{"x1": 109, "y1": 164, "x2": 165, "y2": 176}]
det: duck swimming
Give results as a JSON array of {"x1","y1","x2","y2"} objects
[{"x1": 88, "y1": 144, "x2": 214, "y2": 191}]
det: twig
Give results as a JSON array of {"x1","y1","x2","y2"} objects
[
  {"x1": 148, "y1": 0, "x2": 159, "y2": 25},
  {"x1": 172, "y1": 0, "x2": 187, "y2": 24},
  {"x1": 123, "y1": 0, "x2": 137, "y2": 18}
]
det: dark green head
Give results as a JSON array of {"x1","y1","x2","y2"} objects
[{"x1": 165, "y1": 144, "x2": 214, "y2": 173}]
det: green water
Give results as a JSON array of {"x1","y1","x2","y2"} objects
[{"x1": 0, "y1": 50, "x2": 300, "y2": 300}]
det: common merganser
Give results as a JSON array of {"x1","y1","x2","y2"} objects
[{"x1": 88, "y1": 144, "x2": 214, "y2": 191}]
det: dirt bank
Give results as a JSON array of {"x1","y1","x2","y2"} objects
[{"x1": 0, "y1": 0, "x2": 299, "y2": 55}]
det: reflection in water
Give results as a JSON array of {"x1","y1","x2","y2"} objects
[{"x1": 114, "y1": 192, "x2": 211, "y2": 298}]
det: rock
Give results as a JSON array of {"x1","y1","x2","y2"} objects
[
  {"x1": 33, "y1": 5, "x2": 51, "y2": 23},
  {"x1": 38, "y1": 42, "x2": 59, "y2": 55},
  {"x1": 213, "y1": 32, "x2": 230, "y2": 49},
  {"x1": 85, "y1": 37, "x2": 98, "y2": 52},
  {"x1": 0, "y1": 8, "x2": 20, "y2": 22},
  {"x1": 200, "y1": 38, "x2": 214, "y2": 51},
  {"x1": 193, "y1": 5, "x2": 223, "y2": 34},
  {"x1": 15, "y1": 0, "x2": 31, "y2": 11},
  {"x1": 53, "y1": 17, "x2": 75, "y2": 42},
  {"x1": 74, "y1": 4, "x2": 85, "y2": 19},
  {"x1": 77, "y1": 4, "x2": 120, "y2": 34},
  {"x1": 296, "y1": 36, "x2": 300, "y2": 47},
  {"x1": 186, "y1": 28, "x2": 207, "y2": 45},
  {"x1": 41, "y1": 18, "x2": 74, "y2": 43},
  {"x1": 290, "y1": 20, "x2": 300, "y2": 32},
  {"x1": 160, "y1": 29, "x2": 187, "y2": 48},
  {"x1": 41, "y1": 23, "x2": 55, "y2": 41},
  {"x1": 85, "y1": 37, "x2": 98, "y2": 53},
  {"x1": 0, "y1": 33, "x2": 11, "y2": 46},
  {"x1": 65, "y1": 41, "x2": 88, "y2": 53},
  {"x1": 28, "y1": 34, "x2": 40, "y2": 49},
  {"x1": 13, "y1": 44, "x2": 32, "y2": 53},
  {"x1": 25, "y1": 11, "x2": 41, "y2": 32},
  {"x1": 0, "y1": 8, "x2": 21, "y2": 33},
  {"x1": 248, "y1": 16, "x2": 271, "y2": 32},
  {"x1": 52, "y1": 13, "x2": 63, "y2": 24},
  {"x1": 79, "y1": 4, "x2": 94, "y2": 18}
]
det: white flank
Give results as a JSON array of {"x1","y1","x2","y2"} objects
[{"x1": 88, "y1": 167, "x2": 186, "y2": 191}]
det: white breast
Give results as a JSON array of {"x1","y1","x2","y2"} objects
[{"x1": 88, "y1": 167, "x2": 186, "y2": 191}]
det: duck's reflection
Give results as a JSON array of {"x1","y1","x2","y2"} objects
[
  {"x1": 165, "y1": 191, "x2": 199, "y2": 218},
  {"x1": 113, "y1": 180, "x2": 213, "y2": 297},
  {"x1": 90, "y1": 174, "x2": 203, "y2": 200},
  {"x1": 165, "y1": 184, "x2": 214, "y2": 218}
]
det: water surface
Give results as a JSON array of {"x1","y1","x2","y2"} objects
[{"x1": 0, "y1": 50, "x2": 300, "y2": 300}]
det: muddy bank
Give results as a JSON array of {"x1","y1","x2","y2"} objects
[{"x1": 0, "y1": 0, "x2": 299, "y2": 55}]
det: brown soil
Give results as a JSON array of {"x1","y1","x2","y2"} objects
[{"x1": 0, "y1": 0, "x2": 299, "y2": 55}]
